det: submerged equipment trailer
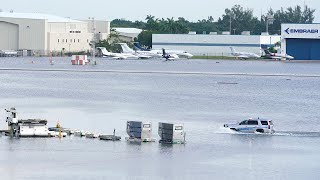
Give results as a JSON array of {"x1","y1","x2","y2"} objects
[
  {"x1": 4, "y1": 107, "x2": 50, "y2": 137},
  {"x1": 158, "y1": 122, "x2": 186, "y2": 144},
  {"x1": 126, "y1": 121, "x2": 155, "y2": 142}
]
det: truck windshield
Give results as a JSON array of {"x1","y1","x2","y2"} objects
[{"x1": 175, "y1": 126, "x2": 183, "y2": 130}]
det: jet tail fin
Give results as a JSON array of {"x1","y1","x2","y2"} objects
[
  {"x1": 162, "y1": 48, "x2": 166, "y2": 56},
  {"x1": 134, "y1": 42, "x2": 150, "y2": 51},
  {"x1": 118, "y1": 43, "x2": 135, "y2": 53},
  {"x1": 229, "y1": 47, "x2": 236, "y2": 54},
  {"x1": 97, "y1": 47, "x2": 110, "y2": 56}
]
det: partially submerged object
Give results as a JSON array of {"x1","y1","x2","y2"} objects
[
  {"x1": 48, "y1": 126, "x2": 74, "y2": 136},
  {"x1": 126, "y1": 121, "x2": 155, "y2": 142},
  {"x1": 99, "y1": 135, "x2": 121, "y2": 141},
  {"x1": 74, "y1": 130, "x2": 86, "y2": 137},
  {"x1": 99, "y1": 129, "x2": 121, "y2": 141},
  {"x1": 224, "y1": 118, "x2": 275, "y2": 134},
  {"x1": 158, "y1": 123, "x2": 186, "y2": 144},
  {"x1": 85, "y1": 132, "x2": 99, "y2": 138},
  {"x1": 48, "y1": 131, "x2": 67, "y2": 137},
  {"x1": 5, "y1": 108, "x2": 50, "y2": 137}
]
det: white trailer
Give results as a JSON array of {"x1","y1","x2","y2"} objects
[
  {"x1": 158, "y1": 123, "x2": 186, "y2": 144},
  {"x1": 126, "y1": 121, "x2": 155, "y2": 142}
]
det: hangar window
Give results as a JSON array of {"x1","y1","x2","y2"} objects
[
  {"x1": 78, "y1": 39, "x2": 80, "y2": 43},
  {"x1": 74, "y1": 39, "x2": 76, "y2": 43},
  {"x1": 62, "y1": 39, "x2": 64, "y2": 43},
  {"x1": 58, "y1": 39, "x2": 59, "y2": 43},
  {"x1": 66, "y1": 39, "x2": 68, "y2": 43},
  {"x1": 70, "y1": 39, "x2": 72, "y2": 43}
]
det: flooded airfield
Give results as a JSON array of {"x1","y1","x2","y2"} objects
[{"x1": 0, "y1": 57, "x2": 320, "y2": 180}]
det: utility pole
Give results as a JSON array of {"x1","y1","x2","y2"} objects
[
  {"x1": 266, "y1": 15, "x2": 274, "y2": 35},
  {"x1": 89, "y1": 17, "x2": 96, "y2": 65},
  {"x1": 229, "y1": 13, "x2": 232, "y2": 35},
  {"x1": 229, "y1": 12, "x2": 234, "y2": 35}
]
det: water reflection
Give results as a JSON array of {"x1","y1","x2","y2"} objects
[{"x1": 0, "y1": 58, "x2": 320, "y2": 179}]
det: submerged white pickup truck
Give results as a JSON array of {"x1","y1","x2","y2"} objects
[{"x1": 224, "y1": 118, "x2": 275, "y2": 134}]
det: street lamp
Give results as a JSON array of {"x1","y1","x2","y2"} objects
[
  {"x1": 229, "y1": 12, "x2": 235, "y2": 35},
  {"x1": 266, "y1": 15, "x2": 274, "y2": 35},
  {"x1": 88, "y1": 17, "x2": 96, "y2": 65}
]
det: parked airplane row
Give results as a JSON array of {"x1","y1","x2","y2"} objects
[
  {"x1": 97, "y1": 43, "x2": 193, "y2": 60},
  {"x1": 96, "y1": 43, "x2": 294, "y2": 60}
]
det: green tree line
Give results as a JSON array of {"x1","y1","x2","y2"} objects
[{"x1": 111, "y1": 5, "x2": 315, "y2": 48}]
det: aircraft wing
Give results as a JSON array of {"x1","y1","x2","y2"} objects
[
  {"x1": 271, "y1": 56, "x2": 282, "y2": 60},
  {"x1": 137, "y1": 55, "x2": 152, "y2": 59},
  {"x1": 236, "y1": 55, "x2": 249, "y2": 59}
]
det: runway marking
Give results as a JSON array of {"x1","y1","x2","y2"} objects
[{"x1": 1, "y1": 68, "x2": 320, "y2": 78}]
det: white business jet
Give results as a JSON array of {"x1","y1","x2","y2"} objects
[
  {"x1": 229, "y1": 47, "x2": 260, "y2": 59},
  {"x1": 264, "y1": 49, "x2": 294, "y2": 60},
  {"x1": 133, "y1": 42, "x2": 194, "y2": 59},
  {"x1": 97, "y1": 47, "x2": 138, "y2": 60},
  {"x1": 117, "y1": 43, "x2": 162, "y2": 59}
]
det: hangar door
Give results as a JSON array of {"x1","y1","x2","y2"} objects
[
  {"x1": 286, "y1": 38, "x2": 320, "y2": 60},
  {"x1": 0, "y1": 21, "x2": 19, "y2": 50}
]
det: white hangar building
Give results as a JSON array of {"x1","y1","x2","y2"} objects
[
  {"x1": 0, "y1": 12, "x2": 110, "y2": 55},
  {"x1": 113, "y1": 28, "x2": 143, "y2": 42},
  {"x1": 152, "y1": 34, "x2": 281, "y2": 56}
]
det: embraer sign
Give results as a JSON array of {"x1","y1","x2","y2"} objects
[{"x1": 285, "y1": 28, "x2": 319, "y2": 34}]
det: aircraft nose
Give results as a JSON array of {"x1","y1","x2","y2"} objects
[{"x1": 185, "y1": 53, "x2": 193, "y2": 58}]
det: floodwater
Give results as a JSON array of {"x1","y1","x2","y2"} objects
[{"x1": 0, "y1": 57, "x2": 320, "y2": 180}]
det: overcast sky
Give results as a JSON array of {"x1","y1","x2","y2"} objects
[{"x1": 1, "y1": 0, "x2": 318, "y2": 22}]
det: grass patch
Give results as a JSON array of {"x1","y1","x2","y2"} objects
[{"x1": 191, "y1": 56, "x2": 233, "y2": 60}]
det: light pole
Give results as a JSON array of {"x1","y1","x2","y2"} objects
[
  {"x1": 266, "y1": 15, "x2": 274, "y2": 35},
  {"x1": 229, "y1": 12, "x2": 235, "y2": 35},
  {"x1": 88, "y1": 17, "x2": 96, "y2": 65}
]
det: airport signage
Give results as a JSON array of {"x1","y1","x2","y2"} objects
[
  {"x1": 282, "y1": 24, "x2": 320, "y2": 39},
  {"x1": 285, "y1": 28, "x2": 319, "y2": 34}
]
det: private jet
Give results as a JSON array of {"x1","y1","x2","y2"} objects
[
  {"x1": 134, "y1": 42, "x2": 194, "y2": 59},
  {"x1": 117, "y1": 43, "x2": 162, "y2": 59},
  {"x1": 97, "y1": 47, "x2": 138, "y2": 60},
  {"x1": 229, "y1": 47, "x2": 260, "y2": 59},
  {"x1": 264, "y1": 49, "x2": 294, "y2": 60},
  {"x1": 162, "y1": 49, "x2": 179, "y2": 61}
]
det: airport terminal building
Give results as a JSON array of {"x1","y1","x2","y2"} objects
[
  {"x1": 152, "y1": 34, "x2": 281, "y2": 56},
  {"x1": 281, "y1": 23, "x2": 320, "y2": 60},
  {"x1": 0, "y1": 12, "x2": 110, "y2": 56}
]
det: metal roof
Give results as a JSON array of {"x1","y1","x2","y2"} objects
[
  {"x1": 114, "y1": 28, "x2": 143, "y2": 34},
  {"x1": 0, "y1": 12, "x2": 81, "y2": 23}
]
